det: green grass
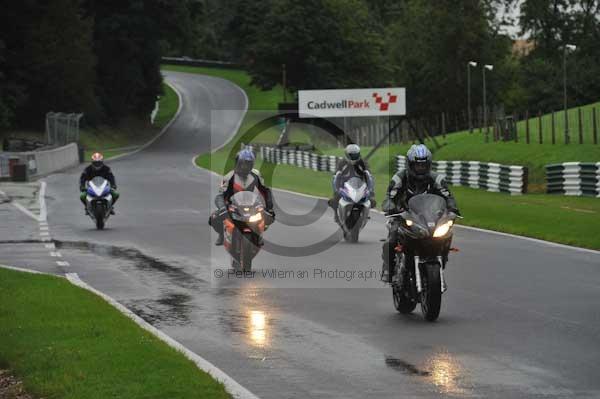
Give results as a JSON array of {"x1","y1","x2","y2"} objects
[
  {"x1": 82, "y1": 82, "x2": 179, "y2": 161},
  {"x1": 0, "y1": 267, "x2": 230, "y2": 399},
  {"x1": 322, "y1": 122, "x2": 600, "y2": 191}
]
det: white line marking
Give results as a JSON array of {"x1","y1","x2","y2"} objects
[
  {"x1": 44, "y1": 243, "x2": 55, "y2": 249},
  {"x1": 10, "y1": 201, "x2": 40, "y2": 222},
  {"x1": 39, "y1": 181, "x2": 47, "y2": 222},
  {"x1": 50, "y1": 251, "x2": 62, "y2": 257},
  {"x1": 65, "y1": 273, "x2": 259, "y2": 399},
  {"x1": 40, "y1": 231, "x2": 50, "y2": 237},
  {"x1": 105, "y1": 81, "x2": 184, "y2": 162},
  {"x1": 41, "y1": 237, "x2": 51, "y2": 242},
  {"x1": 0, "y1": 186, "x2": 44, "y2": 222},
  {"x1": 39, "y1": 226, "x2": 49, "y2": 231},
  {"x1": 39, "y1": 222, "x2": 48, "y2": 227},
  {"x1": 56, "y1": 261, "x2": 70, "y2": 267}
]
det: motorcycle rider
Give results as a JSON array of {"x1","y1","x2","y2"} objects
[
  {"x1": 380, "y1": 144, "x2": 459, "y2": 282},
  {"x1": 329, "y1": 144, "x2": 376, "y2": 224},
  {"x1": 209, "y1": 148, "x2": 275, "y2": 246},
  {"x1": 79, "y1": 152, "x2": 119, "y2": 215}
]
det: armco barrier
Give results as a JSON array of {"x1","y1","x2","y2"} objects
[
  {"x1": 546, "y1": 162, "x2": 600, "y2": 197},
  {"x1": 1, "y1": 143, "x2": 80, "y2": 179},
  {"x1": 396, "y1": 155, "x2": 528, "y2": 194},
  {"x1": 161, "y1": 56, "x2": 239, "y2": 69}
]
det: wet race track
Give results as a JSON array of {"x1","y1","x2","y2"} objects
[{"x1": 2, "y1": 71, "x2": 600, "y2": 398}]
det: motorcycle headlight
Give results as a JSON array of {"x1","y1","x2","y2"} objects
[
  {"x1": 405, "y1": 219, "x2": 413, "y2": 226},
  {"x1": 248, "y1": 213, "x2": 262, "y2": 223},
  {"x1": 433, "y1": 220, "x2": 453, "y2": 238}
]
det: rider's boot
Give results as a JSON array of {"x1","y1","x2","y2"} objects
[{"x1": 215, "y1": 232, "x2": 224, "y2": 246}]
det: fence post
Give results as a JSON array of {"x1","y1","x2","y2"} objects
[
  {"x1": 538, "y1": 111, "x2": 543, "y2": 144},
  {"x1": 578, "y1": 107, "x2": 583, "y2": 144},
  {"x1": 593, "y1": 107, "x2": 598, "y2": 145},
  {"x1": 525, "y1": 110, "x2": 530, "y2": 144},
  {"x1": 551, "y1": 111, "x2": 556, "y2": 145},
  {"x1": 513, "y1": 113, "x2": 518, "y2": 143},
  {"x1": 442, "y1": 113, "x2": 446, "y2": 139}
]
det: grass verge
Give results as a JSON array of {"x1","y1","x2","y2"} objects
[
  {"x1": 177, "y1": 64, "x2": 600, "y2": 249},
  {"x1": 0, "y1": 267, "x2": 231, "y2": 399}
]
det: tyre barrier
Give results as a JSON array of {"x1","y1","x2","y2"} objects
[
  {"x1": 248, "y1": 145, "x2": 342, "y2": 173},
  {"x1": 546, "y1": 162, "x2": 600, "y2": 197},
  {"x1": 396, "y1": 155, "x2": 528, "y2": 195}
]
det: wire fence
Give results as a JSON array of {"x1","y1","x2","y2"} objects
[
  {"x1": 45, "y1": 112, "x2": 84, "y2": 146},
  {"x1": 341, "y1": 104, "x2": 599, "y2": 146}
]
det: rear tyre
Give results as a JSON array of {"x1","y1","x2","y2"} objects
[
  {"x1": 393, "y1": 285, "x2": 416, "y2": 314},
  {"x1": 420, "y1": 262, "x2": 442, "y2": 321}
]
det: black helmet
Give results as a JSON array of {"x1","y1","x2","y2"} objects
[
  {"x1": 235, "y1": 148, "x2": 255, "y2": 178},
  {"x1": 344, "y1": 144, "x2": 361, "y2": 165},
  {"x1": 406, "y1": 144, "x2": 432, "y2": 180}
]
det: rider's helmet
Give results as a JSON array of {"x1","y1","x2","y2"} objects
[
  {"x1": 235, "y1": 148, "x2": 255, "y2": 178},
  {"x1": 344, "y1": 144, "x2": 361, "y2": 165},
  {"x1": 406, "y1": 144, "x2": 432, "y2": 181},
  {"x1": 91, "y1": 152, "x2": 104, "y2": 171}
]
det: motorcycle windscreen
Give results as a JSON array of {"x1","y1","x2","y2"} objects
[
  {"x1": 90, "y1": 176, "x2": 107, "y2": 186},
  {"x1": 342, "y1": 176, "x2": 367, "y2": 202},
  {"x1": 230, "y1": 190, "x2": 264, "y2": 208},
  {"x1": 407, "y1": 194, "x2": 447, "y2": 229}
]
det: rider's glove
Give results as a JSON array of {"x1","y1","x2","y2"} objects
[{"x1": 450, "y1": 208, "x2": 461, "y2": 216}]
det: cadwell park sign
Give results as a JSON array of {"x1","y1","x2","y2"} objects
[{"x1": 298, "y1": 88, "x2": 406, "y2": 118}]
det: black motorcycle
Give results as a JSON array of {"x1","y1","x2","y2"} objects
[{"x1": 386, "y1": 194, "x2": 459, "y2": 321}]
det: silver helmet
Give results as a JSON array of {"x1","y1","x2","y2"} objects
[
  {"x1": 344, "y1": 144, "x2": 361, "y2": 165},
  {"x1": 406, "y1": 144, "x2": 432, "y2": 180}
]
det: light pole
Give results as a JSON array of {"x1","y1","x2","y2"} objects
[
  {"x1": 563, "y1": 44, "x2": 576, "y2": 144},
  {"x1": 468, "y1": 61, "x2": 477, "y2": 133},
  {"x1": 483, "y1": 64, "x2": 494, "y2": 137}
]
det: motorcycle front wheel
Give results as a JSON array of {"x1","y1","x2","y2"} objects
[
  {"x1": 94, "y1": 203, "x2": 105, "y2": 230},
  {"x1": 420, "y1": 262, "x2": 442, "y2": 321},
  {"x1": 240, "y1": 232, "x2": 255, "y2": 272}
]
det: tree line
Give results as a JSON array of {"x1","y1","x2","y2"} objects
[
  {"x1": 1, "y1": 0, "x2": 598, "y2": 132},
  {"x1": 165, "y1": 0, "x2": 599, "y2": 119},
  {"x1": 0, "y1": 0, "x2": 195, "y2": 131}
]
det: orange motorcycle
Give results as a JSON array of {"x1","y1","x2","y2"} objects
[{"x1": 223, "y1": 191, "x2": 271, "y2": 271}]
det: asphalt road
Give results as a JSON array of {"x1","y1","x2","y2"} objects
[{"x1": 4, "y1": 70, "x2": 600, "y2": 398}]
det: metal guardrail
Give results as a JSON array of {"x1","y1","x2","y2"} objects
[
  {"x1": 161, "y1": 56, "x2": 239, "y2": 69},
  {"x1": 397, "y1": 155, "x2": 528, "y2": 195},
  {"x1": 546, "y1": 162, "x2": 600, "y2": 197}
]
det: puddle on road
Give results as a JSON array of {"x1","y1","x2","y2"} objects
[
  {"x1": 55, "y1": 240, "x2": 205, "y2": 289},
  {"x1": 125, "y1": 292, "x2": 193, "y2": 326},
  {"x1": 386, "y1": 352, "x2": 472, "y2": 396},
  {"x1": 385, "y1": 356, "x2": 430, "y2": 376}
]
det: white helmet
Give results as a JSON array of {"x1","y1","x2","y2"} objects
[{"x1": 344, "y1": 144, "x2": 361, "y2": 165}]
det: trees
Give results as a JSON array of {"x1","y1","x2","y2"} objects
[
  {"x1": 85, "y1": 0, "x2": 162, "y2": 122},
  {"x1": 518, "y1": 0, "x2": 600, "y2": 110},
  {"x1": 244, "y1": 0, "x2": 389, "y2": 93}
]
